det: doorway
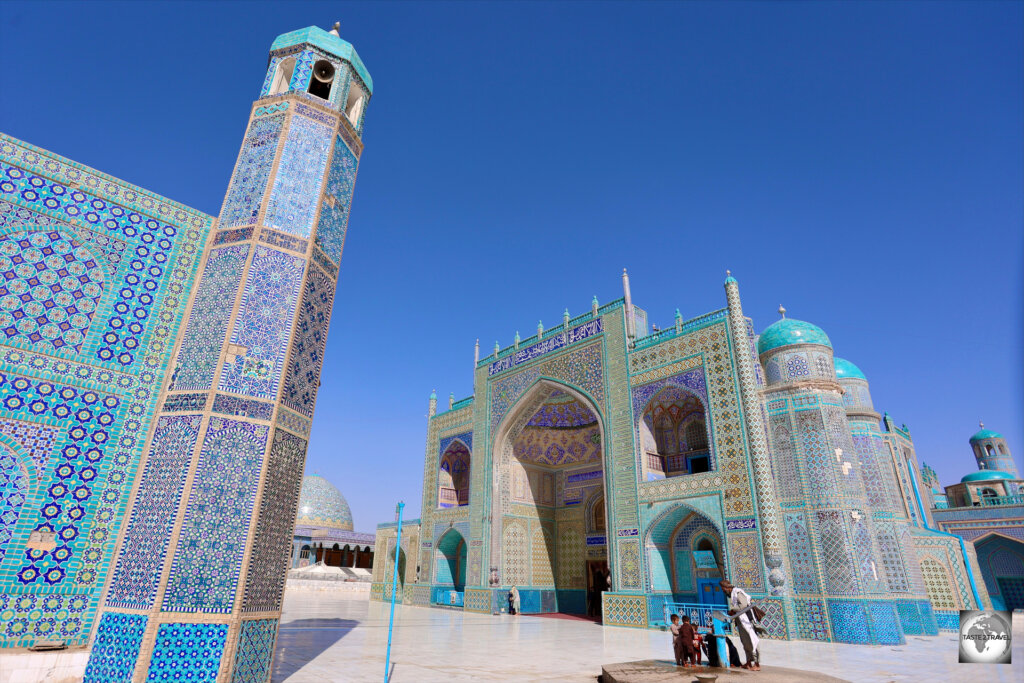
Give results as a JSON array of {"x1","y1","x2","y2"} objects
[{"x1": 587, "y1": 560, "x2": 609, "y2": 618}]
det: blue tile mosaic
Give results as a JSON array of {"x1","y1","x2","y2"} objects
[
  {"x1": 146, "y1": 622, "x2": 227, "y2": 681},
  {"x1": 264, "y1": 114, "x2": 333, "y2": 239},
  {"x1": 83, "y1": 612, "x2": 147, "y2": 682}
]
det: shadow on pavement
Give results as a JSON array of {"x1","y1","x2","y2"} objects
[{"x1": 272, "y1": 618, "x2": 360, "y2": 681}]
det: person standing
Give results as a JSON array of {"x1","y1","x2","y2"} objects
[
  {"x1": 679, "y1": 615, "x2": 697, "y2": 667},
  {"x1": 669, "y1": 614, "x2": 685, "y2": 666},
  {"x1": 508, "y1": 586, "x2": 519, "y2": 615},
  {"x1": 720, "y1": 579, "x2": 761, "y2": 671}
]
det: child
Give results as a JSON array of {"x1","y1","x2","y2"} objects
[
  {"x1": 693, "y1": 628, "x2": 704, "y2": 665},
  {"x1": 669, "y1": 614, "x2": 684, "y2": 666},
  {"x1": 680, "y1": 615, "x2": 697, "y2": 666}
]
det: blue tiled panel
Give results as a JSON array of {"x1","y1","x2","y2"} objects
[
  {"x1": 220, "y1": 117, "x2": 284, "y2": 228},
  {"x1": 83, "y1": 612, "x2": 147, "y2": 683},
  {"x1": 105, "y1": 415, "x2": 200, "y2": 609},
  {"x1": 217, "y1": 247, "x2": 305, "y2": 399},
  {"x1": 314, "y1": 136, "x2": 358, "y2": 264},
  {"x1": 281, "y1": 263, "x2": 334, "y2": 417},
  {"x1": 866, "y1": 600, "x2": 904, "y2": 645},
  {"x1": 171, "y1": 244, "x2": 249, "y2": 392},
  {"x1": 896, "y1": 599, "x2": 923, "y2": 636},
  {"x1": 146, "y1": 622, "x2": 227, "y2": 681},
  {"x1": 264, "y1": 114, "x2": 333, "y2": 239},
  {"x1": 231, "y1": 619, "x2": 278, "y2": 683},
  {"x1": 827, "y1": 599, "x2": 870, "y2": 644},
  {"x1": 162, "y1": 419, "x2": 268, "y2": 613}
]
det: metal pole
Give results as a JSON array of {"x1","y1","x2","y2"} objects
[{"x1": 385, "y1": 501, "x2": 405, "y2": 681}]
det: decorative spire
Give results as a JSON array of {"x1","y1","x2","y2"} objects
[
  {"x1": 494, "y1": 340, "x2": 500, "y2": 356},
  {"x1": 329, "y1": 21, "x2": 341, "y2": 36},
  {"x1": 675, "y1": 308, "x2": 683, "y2": 333},
  {"x1": 449, "y1": 392, "x2": 454, "y2": 409},
  {"x1": 778, "y1": 305, "x2": 786, "y2": 319},
  {"x1": 724, "y1": 269, "x2": 737, "y2": 285},
  {"x1": 979, "y1": 420, "x2": 984, "y2": 429},
  {"x1": 591, "y1": 295, "x2": 599, "y2": 316},
  {"x1": 537, "y1": 320, "x2": 544, "y2": 337},
  {"x1": 514, "y1": 331, "x2": 520, "y2": 350},
  {"x1": 474, "y1": 339, "x2": 480, "y2": 365}
]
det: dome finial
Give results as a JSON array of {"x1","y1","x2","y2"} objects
[
  {"x1": 329, "y1": 21, "x2": 341, "y2": 36},
  {"x1": 979, "y1": 420, "x2": 984, "y2": 429},
  {"x1": 778, "y1": 304, "x2": 786, "y2": 319},
  {"x1": 726, "y1": 270, "x2": 731, "y2": 277}
]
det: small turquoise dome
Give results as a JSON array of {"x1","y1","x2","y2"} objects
[
  {"x1": 961, "y1": 470, "x2": 1015, "y2": 483},
  {"x1": 834, "y1": 358, "x2": 867, "y2": 381},
  {"x1": 757, "y1": 318, "x2": 832, "y2": 355},
  {"x1": 296, "y1": 474, "x2": 354, "y2": 530},
  {"x1": 970, "y1": 426, "x2": 1003, "y2": 442}
]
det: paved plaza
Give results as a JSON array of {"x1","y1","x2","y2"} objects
[{"x1": 273, "y1": 593, "x2": 1023, "y2": 682}]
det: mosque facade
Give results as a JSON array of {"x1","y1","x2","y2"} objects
[
  {"x1": 0, "y1": 23, "x2": 371, "y2": 682},
  {"x1": 374, "y1": 273, "x2": 994, "y2": 644},
  {"x1": 923, "y1": 427, "x2": 1023, "y2": 611}
]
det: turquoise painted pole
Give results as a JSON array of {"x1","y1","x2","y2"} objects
[{"x1": 385, "y1": 501, "x2": 405, "y2": 681}]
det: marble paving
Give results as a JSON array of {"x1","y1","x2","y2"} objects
[{"x1": 273, "y1": 592, "x2": 1024, "y2": 682}]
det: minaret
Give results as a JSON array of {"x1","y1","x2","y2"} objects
[
  {"x1": 970, "y1": 422, "x2": 1017, "y2": 477},
  {"x1": 85, "y1": 24, "x2": 372, "y2": 681}
]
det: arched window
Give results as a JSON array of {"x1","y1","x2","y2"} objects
[
  {"x1": 269, "y1": 57, "x2": 296, "y2": 96},
  {"x1": 986, "y1": 445, "x2": 995, "y2": 456},
  {"x1": 308, "y1": 60, "x2": 335, "y2": 100},
  {"x1": 438, "y1": 440, "x2": 471, "y2": 508},
  {"x1": 980, "y1": 488, "x2": 998, "y2": 499},
  {"x1": 998, "y1": 444, "x2": 1008, "y2": 456}
]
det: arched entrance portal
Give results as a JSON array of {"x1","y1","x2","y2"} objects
[
  {"x1": 492, "y1": 380, "x2": 607, "y2": 615},
  {"x1": 974, "y1": 534, "x2": 1024, "y2": 611},
  {"x1": 644, "y1": 503, "x2": 726, "y2": 614},
  {"x1": 433, "y1": 529, "x2": 468, "y2": 605}
]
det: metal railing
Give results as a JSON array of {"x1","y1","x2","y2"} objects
[
  {"x1": 933, "y1": 494, "x2": 1024, "y2": 510},
  {"x1": 662, "y1": 602, "x2": 731, "y2": 632}
]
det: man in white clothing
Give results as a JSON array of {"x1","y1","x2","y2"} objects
[{"x1": 720, "y1": 578, "x2": 760, "y2": 670}]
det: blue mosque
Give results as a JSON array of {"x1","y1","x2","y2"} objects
[
  {"x1": 0, "y1": 18, "x2": 1018, "y2": 683},
  {"x1": 373, "y1": 282, "x2": 1019, "y2": 644}
]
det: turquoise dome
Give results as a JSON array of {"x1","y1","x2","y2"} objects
[
  {"x1": 961, "y1": 470, "x2": 1015, "y2": 483},
  {"x1": 296, "y1": 474, "x2": 354, "y2": 530},
  {"x1": 757, "y1": 318, "x2": 832, "y2": 355},
  {"x1": 834, "y1": 357, "x2": 867, "y2": 381},
  {"x1": 970, "y1": 427, "x2": 1003, "y2": 442}
]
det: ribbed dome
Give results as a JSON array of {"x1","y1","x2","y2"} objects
[
  {"x1": 961, "y1": 470, "x2": 1014, "y2": 483},
  {"x1": 757, "y1": 318, "x2": 832, "y2": 355},
  {"x1": 296, "y1": 474, "x2": 353, "y2": 531},
  {"x1": 834, "y1": 357, "x2": 867, "y2": 381}
]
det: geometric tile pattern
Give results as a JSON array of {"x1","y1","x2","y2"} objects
[
  {"x1": 0, "y1": 229, "x2": 105, "y2": 353},
  {"x1": 315, "y1": 136, "x2": 358, "y2": 264},
  {"x1": 602, "y1": 593, "x2": 647, "y2": 628},
  {"x1": 793, "y1": 599, "x2": 829, "y2": 641},
  {"x1": 875, "y1": 522, "x2": 910, "y2": 593},
  {"x1": 82, "y1": 612, "x2": 148, "y2": 683},
  {"x1": 218, "y1": 247, "x2": 305, "y2": 399},
  {"x1": 933, "y1": 609, "x2": 959, "y2": 632},
  {"x1": 211, "y1": 393, "x2": 275, "y2": 421},
  {"x1": 105, "y1": 415, "x2": 200, "y2": 609},
  {"x1": 281, "y1": 263, "x2": 333, "y2": 418},
  {"x1": 727, "y1": 532, "x2": 764, "y2": 592},
  {"x1": 0, "y1": 440, "x2": 29, "y2": 564},
  {"x1": 866, "y1": 600, "x2": 903, "y2": 645},
  {"x1": 146, "y1": 622, "x2": 228, "y2": 681},
  {"x1": 231, "y1": 619, "x2": 278, "y2": 683},
  {"x1": 784, "y1": 512, "x2": 816, "y2": 593},
  {"x1": 0, "y1": 129, "x2": 212, "y2": 647},
  {"x1": 162, "y1": 419, "x2": 269, "y2": 613},
  {"x1": 264, "y1": 114, "x2": 332, "y2": 239},
  {"x1": 220, "y1": 117, "x2": 284, "y2": 229},
  {"x1": 171, "y1": 244, "x2": 249, "y2": 392},
  {"x1": 827, "y1": 599, "x2": 869, "y2": 644},
  {"x1": 242, "y1": 429, "x2": 307, "y2": 613},
  {"x1": 757, "y1": 598, "x2": 788, "y2": 639},
  {"x1": 817, "y1": 511, "x2": 859, "y2": 594},
  {"x1": 502, "y1": 520, "x2": 527, "y2": 587}
]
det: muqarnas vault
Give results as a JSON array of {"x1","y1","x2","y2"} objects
[
  {"x1": 0, "y1": 24, "x2": 371, "y2": 681},
  {"x1": 375, "y1": 273, "x2": 994, "y2": 645}
]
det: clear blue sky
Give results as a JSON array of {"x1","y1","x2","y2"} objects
[{"x1": 1, "y1": 1, "x2": 1020, "y2": 529}]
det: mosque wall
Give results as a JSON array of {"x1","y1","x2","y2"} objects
[{"x1": 0, "y1": 135, "x2": 214, "y2": 648}]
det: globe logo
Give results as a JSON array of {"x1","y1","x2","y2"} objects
[{"x1": 959, "y1": 610, "x2": 1012, "y2": 664}]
